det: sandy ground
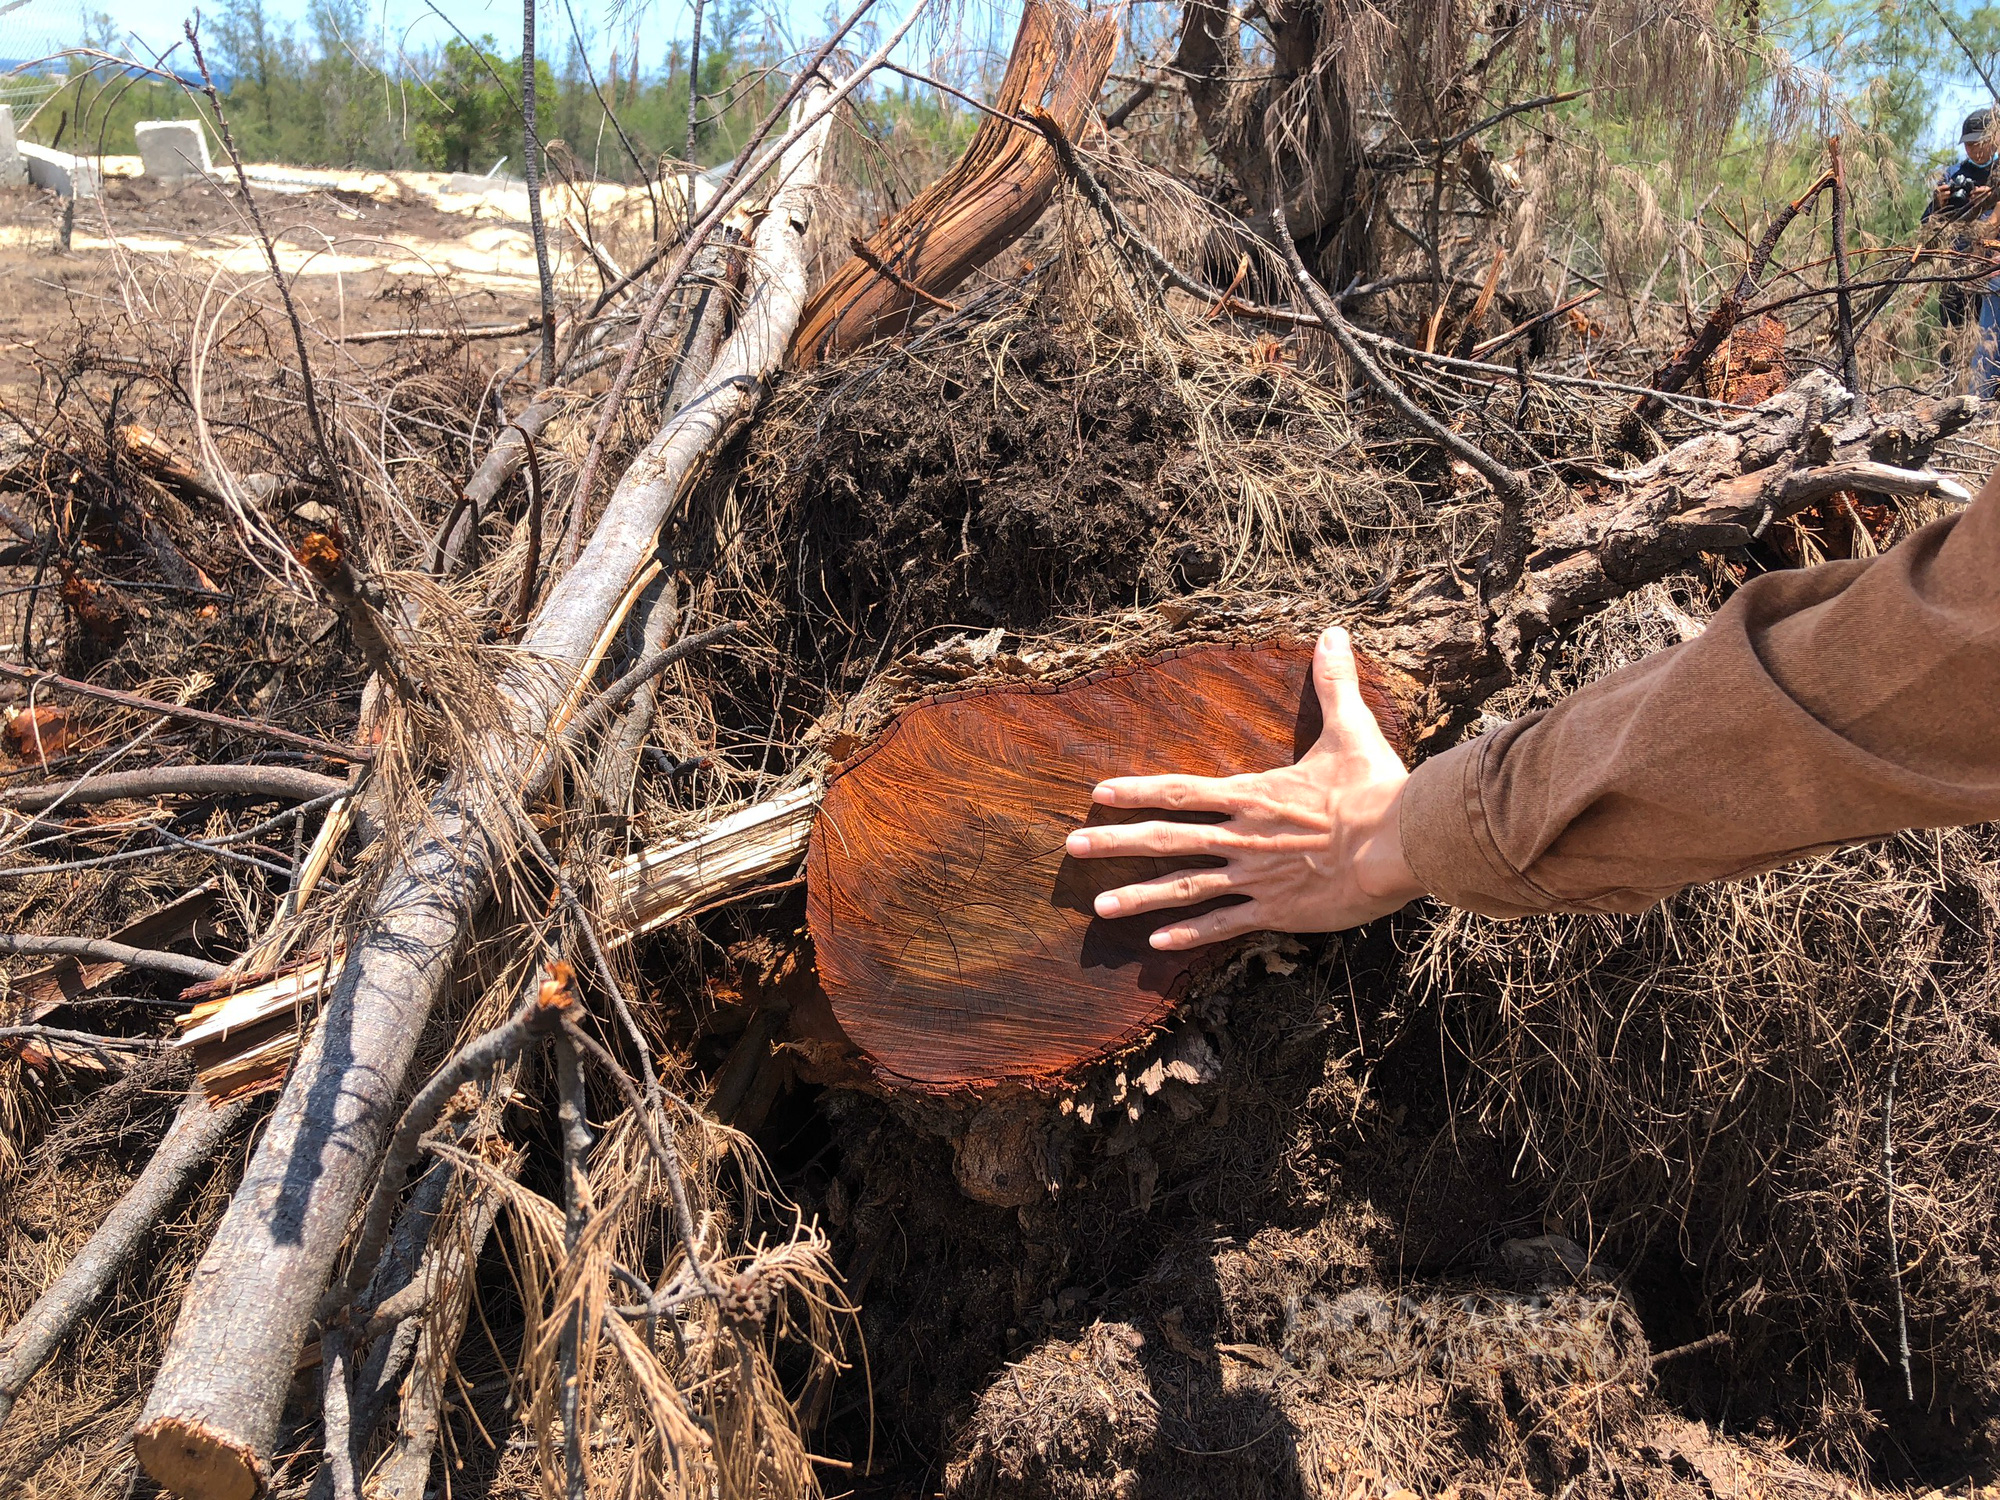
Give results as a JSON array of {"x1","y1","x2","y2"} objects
[{"x1": 0, "y1": 161, "x2": 669, "y2": 397}]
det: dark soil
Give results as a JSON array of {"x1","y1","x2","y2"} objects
[{"x1": 740, "y1": 322, "x2": 1217, "y2": 641}]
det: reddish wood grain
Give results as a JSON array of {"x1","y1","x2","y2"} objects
[{"x1": 806, "y1": 641, "x2": 1405, "y2": 1090}]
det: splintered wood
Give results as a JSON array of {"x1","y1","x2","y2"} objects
[
  {"x1": 788, "y1": 0, "x2": 1117, "y2": 364},
  {"x1": 173, "y1": 788, "x2": 820, "y2": 1100},
  {"x1": 805, "y1": 642, "x2": 1406, "y2": 1089}
]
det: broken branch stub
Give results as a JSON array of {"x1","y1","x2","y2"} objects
[
  {"x1": 130, "y1": 87, "x2": 837, "y2": 1500},
  {"x1": 789, "y1": 0, "x2": 1117, "y2": 365},
  {"x1": 805, "y1": 375, "x2": 1978, "y2": 1090}
]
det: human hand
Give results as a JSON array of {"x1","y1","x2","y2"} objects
[{"x1": 1063, "y1": 626, "x2": 1427, "y2": 951}]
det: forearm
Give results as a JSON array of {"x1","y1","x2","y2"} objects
[{"x1": 1400, "y1": 475, "x2": 2000, "y2": 917}]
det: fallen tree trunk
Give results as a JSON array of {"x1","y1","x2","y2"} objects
[
  {"x1": 130, "y1": 91, "x2": 837, "y2": 1500},
  {"x1": 801, "y1": 374, "x2": 1977, "y2": 1089},
  {"x1": 0, "y1": 1083, "x2": 250, "y2": 1436}
]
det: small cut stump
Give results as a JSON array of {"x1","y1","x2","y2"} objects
[{"x1": 806, "y1": 640, "x2": 1405, "y2": 1089}]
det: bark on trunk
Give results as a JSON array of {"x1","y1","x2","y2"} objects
[
  {"x1": 0, "y1": 1084, "x2": 250, "y2": 1436},
  {"x1": 131, "y1": 88, "x2": 835, "y2": 1500},
  {"x1": 1173, "y1": 0, "x2": 1365, "y2": 270}
]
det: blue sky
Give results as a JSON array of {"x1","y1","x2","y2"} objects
[{"x1": 0, "y1": 0, "x2": 997, "y2": 81}]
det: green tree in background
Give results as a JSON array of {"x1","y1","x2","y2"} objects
[{"x1": 416, "y1": 36, "x2": 548, "y2": 173}]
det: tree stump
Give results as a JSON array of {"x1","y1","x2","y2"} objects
[{"x1": 806, "y1": 641, "x2": 1406, "y2": 1089}]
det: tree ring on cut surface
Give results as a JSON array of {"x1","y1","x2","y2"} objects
[{"x1": 805, "y1": 639, "x2": 1407, "y2": 1091}]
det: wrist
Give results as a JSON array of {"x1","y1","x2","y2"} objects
[{"x1": 1351, "y1": 779, "x2": 1426, "y2": 911}]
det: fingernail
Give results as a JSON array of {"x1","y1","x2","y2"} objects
[
  {"x1": 1065, "y1": 831, "x2": 1090, "y2": 855},
  {"x1": 1322, "y1": 625, "x2": 1346, "y2": 647},
  {"x1": 1091, "y1": 784, "x2": 1116, "y2": 804},
  {"x1": 1148, "y1": 930, "x2": 1172, "y2": 949},
  {"x1": 1094, "y1": 892, "x2": 1120, "y2": 917}
]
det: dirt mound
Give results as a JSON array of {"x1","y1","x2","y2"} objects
[
  {"x1": 728, "y1": 311, "x2": 1409, "y2": 658},
  {"x1": 940, "y1": 1225, "x2": 1856, "y2": 1500},
  {"x1": 746, "y1": 321, "x2": 1195, "y2": 633}
]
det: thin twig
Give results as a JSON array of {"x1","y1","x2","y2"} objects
[
  {"x1": 499, "y1": 422, "x2": 547, "y2": 640},
  {"x1": 683, "y1": 0, "x2": 709, "y2": 231},
  {"x1": 184, "y1": 22, "x2": 349, "y2": 523},
  {"x1": 847, "y1": 236, "x2": 961, "y2": 313},
  {"x1": 1266, "y1": 175, "x2": 1530, "y2": 589},
  {"x1": 522, "y1": 0, "x2": 558, "y2": 385},
  {"x1": 555, "y1": 1015, "x2": 714, "y2": 1293},
  {"x1": 1828, "y1": 135, "x2": 1863, "y2": 412},
  {"x1": 0, "y1": 1024, "x2": 172, "y2": 1052},
  {"x1": 1883, "y1": 997, "x2": 1915, "y2": 1402},
  {"x1": 558, "y1": 620, "x2": 740, "y2": 750}
]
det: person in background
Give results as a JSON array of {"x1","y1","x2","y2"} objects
[{"x1": 1926, "y1": 107, "x2": 1999, "y2": 393}]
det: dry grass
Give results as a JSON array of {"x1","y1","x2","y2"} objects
[{"x1": 1400, "y1": 581, "x2": 2000, "y2": 1468}]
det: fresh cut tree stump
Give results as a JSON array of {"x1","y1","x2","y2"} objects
[{"x1": 806, "y1": 640, "x2": 1406, "y2": 1089}]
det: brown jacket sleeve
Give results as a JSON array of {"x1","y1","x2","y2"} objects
[{"x1": 1398, "y1": 474, "x2": 2000, "y2": 918}]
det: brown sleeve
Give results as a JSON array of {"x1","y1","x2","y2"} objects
[{"x1": 1398, "y1": 476, "x2": 2000, "y2": 918}]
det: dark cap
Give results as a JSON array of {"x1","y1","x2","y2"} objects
[{"x1": 1964, "y1": 107, "x2": 1993, "y2": 143}]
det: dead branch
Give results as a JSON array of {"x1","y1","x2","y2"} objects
[
  {"x1": 0, "y1": 934, "x2": 225, "y2": 983},
  {"x1": 560, "y1": 620, "x2": 741, "y2": 751},
  {"x1": 336, "y1": 319, "x2": 545, "y2": 345},
  {"x1": 0, "y1": 765, "x2": 348, "y2": 812},
  {"x1": 0, "y1": 1084, "x2": 251, "y2": 1436},
  {"x1": 360, "y1": 1156, "x2": 515, "y2": 1500},
  {"x1": 1031, "y1": 114, "x2": 1754, "y2": 417},
  {"x1": 1626, "y1": 171, "x2": 1835, "y2": 438},
  {"x1": 435, "y1": 392, "x2": 561, "y2": 575},
  {"x1": 0, "y1": 663, "x2": 368, "y2": 764},
  {"x1": 498, "y1": 422, "x2": 547, "y2": 638},
  {"x1": 594, "y1": 575, "x2": 679, "y2": 811},
  {"x1": 845, "y1": 234, "x2": 961, "y2": 314},
  {"x1": 331, "y1": 968, "x2": 574, "y2": 1317},
  {"x1": 604, "y1": 784, "x2": 819, "y2": 944},
  {"x1": 1268, "y1": 189, "x2": 1529, "y2": 514},
  {"x1": 295, "y1": 532, "x2": 429, "y2": 705},
  {"x1": 130, "y1": 93, "x2": 838, "y2": 1500},
  {"x1": 553, "y1": 1027, "x2": 590, "y2": 1500},
  {"x1": 557, "y1": 0, "x2": 923, "y2": 571}
]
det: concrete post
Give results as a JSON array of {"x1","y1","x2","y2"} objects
[
  {"x1": 134, "y1": 119, "x2": 214, "y2": 183},
  {"x1": 0, "y1": 106, "x2": 29, "y2": 190}
]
